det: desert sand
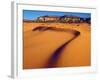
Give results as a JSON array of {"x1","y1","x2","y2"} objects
[{"x1": 23, "y1": 22, "x2": 91, "y2": 69}]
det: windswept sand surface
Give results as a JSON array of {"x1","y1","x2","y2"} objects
[{"x1": 23, "y1": 22, "x2": 91, "y2": 69}]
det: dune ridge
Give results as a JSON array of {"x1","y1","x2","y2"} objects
[
  {"x1": 32, "y1": 26, "x2": 80, "y2": 68},
  {"x1": 23, "y1": 23, "x2": 90, "y2": 69}
]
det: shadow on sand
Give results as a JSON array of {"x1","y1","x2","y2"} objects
[{"x1": 32, "y1": 26, "x2": 80, "y2": 68}]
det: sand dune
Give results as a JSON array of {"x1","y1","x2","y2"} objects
[{"x1": 23, "y1": 22, "x2": 91, "y2": 69}]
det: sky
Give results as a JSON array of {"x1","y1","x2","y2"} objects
[{"x1": 23, "y1": 10, "x2": 91, "y2": 20}]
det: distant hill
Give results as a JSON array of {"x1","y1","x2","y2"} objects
[{"x1": 23, "y1": 15, "x2": 91, "y2": 24}]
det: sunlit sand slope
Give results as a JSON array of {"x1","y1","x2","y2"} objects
[{"x1": 23, "y1": 22, "x2": 91, "y2": 69}]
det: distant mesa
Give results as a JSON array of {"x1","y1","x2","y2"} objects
[{"x1": 24, "y1": 15, "x2": 91, "y2": 24}]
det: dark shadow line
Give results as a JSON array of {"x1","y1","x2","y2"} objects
[
  {"x1": 32, "y1": 26, "x2": 79, "y2": 34},
  {"x1": 32, "y1": 26, "x2": 80, "y2": 68},
  {"x1": 47, "y1": 31, "x2": 80, "y2": 68}
]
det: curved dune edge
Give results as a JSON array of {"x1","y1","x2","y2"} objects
[
  {"x1": 32, "y1": 26, "x2": 80, "y2": 68},
  {"x1": 23, "y1": 23, "x2": 90, "y2": 69}
]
